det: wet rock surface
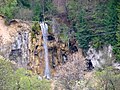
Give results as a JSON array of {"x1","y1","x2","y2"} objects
[
  {"x1": 0, "y1": 15, "x2": 31, "y2": 68},
  {"x1": 0, "y1": 15, "x2": 85, "y2": 78}
]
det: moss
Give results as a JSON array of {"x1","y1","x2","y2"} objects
[
  {"x1": 31, "y1": 31, "x2": 36, "y2": 39},
  {"x1": 32, "y1": 22, "x2": 41, "y2": 32},
  {"x1": 48, "y1": 25, "x2": 53, "y2": 34},
  {"x1": 31, "y1": 22, "x2": 41, "y2": 42},
  {"x1": 0, "y1": 56, "x2": 16, "y2": 90},
  {"x1": 59, "y1": 33, "x2": 68, "y2": 43}
]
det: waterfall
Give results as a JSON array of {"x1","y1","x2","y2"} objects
[
  {"x1": 9, "y1": 31, "x2": 29, "y2": 68},
  {"x1": 40, "y1": 22, "x2": 50, "y2": 79}
]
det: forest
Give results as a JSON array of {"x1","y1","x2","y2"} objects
[{"x1": 0, "y1": 0, "x2": 120, "y2": 90}]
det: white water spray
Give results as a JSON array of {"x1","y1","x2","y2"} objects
[{"x1": 40, "y1": 22, "x2": 50, "y2": 79}]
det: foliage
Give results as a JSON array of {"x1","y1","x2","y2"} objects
[
  {"x1": 0, "y1": 57, "x2": 51, "y2": 90},
  {"x1": 31, "y1": 0, "x2": 42, "y2": 21},
  {"x1": 15, "y1": 68, "x2": 51, "y2": 90},
  {"x1": 32, "y1": 22, "x2": 41, "y2": 32},
  {"x1": 31, "y1": 0, "x2": 56, "y2": 21},
  {"x1": 67, "y1": 0, "x2": 79, "y2": 22},
  {"x1": 0, "y1": 0, "x2": 56, "y2": 21},
  {"x1": 76, "y1": 8, "x2": 92, "y2": 49},
  {"x1": 31, "y1": 22, "x2": 41, "y2": 39},
  {"x1": 61, "y1": 66, "x2": 120, "y2": 90},
  {"x1": 59, "y1": 23, "x2": 69, "y2": 43},
  {"x1": 0, "y1": 0, "x2": 17, "y2": 19},
  {"x1": 94, "y1": 67, "x2": 120, "y2": 90},
  {"x1": 17, "y1": 0, "x2": 31, "y2": 8},
  {"x1": 113, "y1": 1, "x2": 120, "y2": 62},
  {"x1": 92, "y1": 0, "x2": 117, "y2": 48},
  {"x1": 0, "y1": 57, "x2": 16, "y2": 90},
  {"x1": 67, "y1": 0, "x2": 118, "y2": 52},
  {"x1": 67, "y1": 0, "x2": 92, "y2": 50},
  {"x1": 44, "y1": 0, "x2": 57, "y2": 16}
]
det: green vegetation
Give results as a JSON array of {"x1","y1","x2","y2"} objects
[
  {"x1": 0, "y1": 0, "x2": 17, "y2": 19},
  {"x1": 0, "y1": 0, "x2": 56, "y2": 21},
  {"x1": 67, "y1": 0, "x2": 118, "y2": 50},
  {"x1": 84, "y1": 67, "x2": 120, "y2": 90},
  {"x1": 32, "y1": 2, "x2": 42, "y2": 21},
  {"x1": 59, "y1": 23, "x2": 69, "y2": 43},
  {"x1": 67, "y1": 0, "x2": 120, "y2": 61},
  {"x1": 67, "y1": 0, "x2": 92, "y2": 49},
  {"x1": 31, "y1": 22, "x2": 41, "y2": 40},
  {"x1": 94, "y1": 67, "x2": 120, "y2": 90},
  {"x1": 32, "y1": 22, "x2": 41, "y2": 32},
  {"x1": 0, "y1": 1, "x2": 120, "y2": 90},
  {"x1": 1, "y1": 0, "x2": 120, "y2": 61},
  {"x1": 58, "y1": 66, "x2": 120, "y2": 90},
  {"x1": 0, "y1": 56, "x2": 16, "y2": 90},
  {"x1": 0, "y1": 57, "x2": 51, "y2": 90},
  {"x1": 113, "y1": 1, "x2": 120, "y2": 61}
]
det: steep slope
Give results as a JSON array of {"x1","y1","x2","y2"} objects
[
  {"x1": 0, "y1": 15, "x2": 85, "y2": 78},
  {"x1": 0, "y1": 15, "x2": 31, "y2": 68}
]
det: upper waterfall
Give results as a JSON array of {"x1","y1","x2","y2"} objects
[{"x1": 40, "y1": 22, "x2": 50, "y2": 79}]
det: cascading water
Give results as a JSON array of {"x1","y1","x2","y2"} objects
[
  {"x1": 40, "y1": 22, "x2": 50, "y2": 79},
  {"x1": 9, "y1": 31, "x2": 29, "y2": 68}
]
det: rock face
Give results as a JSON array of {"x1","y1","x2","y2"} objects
[
  {"x1": 0, "y1": 14, "x2": 116, "y2": 79},
  {"x1": 86, "y1": 45, "x2": 114, "y2": 69},
  {"x1": 9, "y1": 31, "x2": 30, "y2": 68},
  {"x1": 0, "y1": 15, "x2": 31, "y2": 68},
  {"x1": 0, "y1": 15, "x2": 82, "y2": 77}
]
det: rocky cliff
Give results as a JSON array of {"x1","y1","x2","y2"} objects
[
  {"x1": 0, "y1": 15, "x2": 31, "y2": 68},
  {"x1": 0, "y1": 15, "x2": 85, "y2": 78},
  {"x1": 0, "y1": 14, "x2": 118, "y2": 78}
]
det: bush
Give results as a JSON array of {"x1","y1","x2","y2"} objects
[
  {"x1": 0, "y1": 56, "x2": 51, "y2": 90},
  {"x1": 79, "y1": 67, "x2": 120, "y2": 90},
  {"x1": 0, "y1": 56, "x2": 16, "y2": 90},
  {"x1": 94, "y1": 67, "x2": 120, "y2": 90},
  {"x1": 0, "y1": 0, "x2": 17, "y2": 19}
]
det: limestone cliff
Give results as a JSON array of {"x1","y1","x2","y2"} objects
[
  {"x1": 0, "y1": 15, "x2": 31, "y2": 68},
  {"x1": 0, "y1": 14, "x2": 117, "y2": 79},
  {"x1": 0, "y1": 15, "x2": 84, "y2": 77}
]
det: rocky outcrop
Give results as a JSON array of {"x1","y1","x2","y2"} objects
[
  {"x1": 0, "y1": 15, "x2": 31, "y2": 68},
  {"x1": 0, "y1": 15, "x2": 84, "y2": 78},
  {"x1": 86, "y1": 45, "x2": 114, "y2": 69},
  {"x1": 54, "y1": 49, "x2": 85, "y2": 80}
]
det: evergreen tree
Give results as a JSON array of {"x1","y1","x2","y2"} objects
[
  {"x1": 0, "y1": 0, "x2": 17, "y2": 19},
  {"x1": 113, "y1": 1, "x2": 120, "y2": 62},
  {"x1": 68, "y1": 0, "x2": 118, "y2": 50}
]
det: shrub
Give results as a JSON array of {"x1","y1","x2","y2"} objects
[
  {"x1": 0, "y1": 56, "x2": 51, "y2": 90},
  {"x1": 0, "y1": 0, "x2": 17, "y2": 19}
]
